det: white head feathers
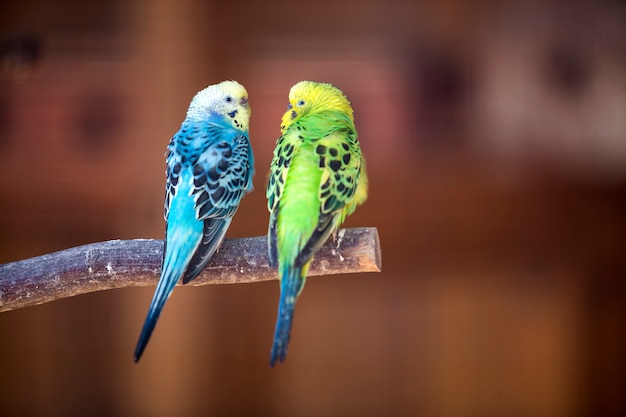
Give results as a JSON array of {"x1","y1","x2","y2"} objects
[{"x1": 186, "y1": 80, "x2": 251, "y2": 132}]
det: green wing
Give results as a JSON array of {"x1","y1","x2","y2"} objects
[
  {"x1": 315, "y1": 130, "x2": 362, "y2": 215},
  {"x1": 266, "y1": 119, "x2": 365, "y2": 268},
  {"x1": 266, "y1": 132, "x2": 299, "y2": 267},
  {"x1": 293, "y1": 129, "x2": 364, "y2": 267}
]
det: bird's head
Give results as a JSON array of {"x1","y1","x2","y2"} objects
[
  {"x1": 187, "y1": 80, "x2": 251, "y2": 132},
  {"x1": 280, "y1": 81, "x2": 354, "y2": 132}
]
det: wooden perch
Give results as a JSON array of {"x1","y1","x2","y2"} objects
[{"x1": 0, "y1": 227, "x2": 381, "y2": 312}]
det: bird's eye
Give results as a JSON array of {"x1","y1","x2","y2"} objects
[
  {"x1": 297, "y1": 100, "x2": 305, "y2": 107},
  {"x1": 225, "y1": 96, "x2": 233, "y2": 103},
  {"x1": 240, "y1": 97, "x2": 248, "y2": 106}
]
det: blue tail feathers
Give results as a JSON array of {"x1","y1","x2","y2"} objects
[
  {"x1": 133, "y1": 266, "x2": 182, "y2": 362},
  {"x1": 134, "y1": 226, "x2": 201, "y2": 362},
  {"x1": 270, "y1": 265, "x2": 304, "y2": 367}
]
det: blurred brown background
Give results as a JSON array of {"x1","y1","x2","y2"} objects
[{"x1": 1, "y1": 0, "x2": 625, "y2": 416}]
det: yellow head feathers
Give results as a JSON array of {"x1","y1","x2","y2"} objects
[{"x1": 280, "y1": 81, "x2": 354, "y2": 132}]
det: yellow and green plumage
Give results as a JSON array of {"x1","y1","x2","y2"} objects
[{"x1": 266, "y1": 81, "x2": 368, "y2": 366}]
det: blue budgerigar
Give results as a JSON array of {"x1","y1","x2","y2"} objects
[{"x1": 134, "y1": 81, "x2": 254, "y2": 362}]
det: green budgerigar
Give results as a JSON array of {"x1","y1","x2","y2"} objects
[{"x1": 266, "y1": 80, "x2": 368, "y2": 366}]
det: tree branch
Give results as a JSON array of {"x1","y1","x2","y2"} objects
[{"x1": 0, "y1": 227, "x2": 381, "y2": 312}]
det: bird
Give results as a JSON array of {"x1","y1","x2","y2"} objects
[
  {"x1": 266, "y1": 80, "x2": 368, "y2": 366},
  {"x1": 134, "y1": 80, "x2": 254, "y2": 362}
]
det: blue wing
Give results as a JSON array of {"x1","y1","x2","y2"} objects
[
  {"x1": 183, "y1": 130, "x2": 254, "y2": 282},
  {"x1": 134, "y1": 122, "x2": 253, "y2": 362}
]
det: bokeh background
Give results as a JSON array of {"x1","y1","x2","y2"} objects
[{"x1": 1, "y1": 0, "x2": 625, "y2": 416}]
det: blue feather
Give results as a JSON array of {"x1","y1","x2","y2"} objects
[
  {"x1": 134, "y1": 81, "x2": 253, "y2": 362},
  {"x1": 270, "y1": 264, "x2": 305, "y2": 367},
  {"x1": 134, "y1": 170, "x2": 203, "y2": 362}
]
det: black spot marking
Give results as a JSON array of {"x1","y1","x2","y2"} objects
[
  {"x1": 324, "y1": 195, "x2": 337, "y2": 212},
  {"x1": 342, "y1": 143, "x2": 349, "y2": 151},
  {"x1": 218, "y1": 158, "x2": 229, "y2": 172},
  {"x1": 193, "y1": 164, "x2": 203, "y2": 175},
  {"x1": 196, "y1": 191, "x2": 209, "y2": 206},
  {"x1": 223, "y1": 148, "x2": 232, "y2": 158},
  {"x1": 329, "y1": 160, "x2": 341, "y2": 172},
  {"x1": 173, "y1": 163, "x2": 181, "y2": 175},
  {"x1": 343, "y1": 153, "x2": 351, "y2": 164},
  {"x1": 208, "y1": 167, "x2": 220, "y2": 181},
  {"x1": 194, "y1": 175, "x2": 206, "y2": 187},
  {"x1": 198, "y1": 204, "x2": 211, "y2": 218},
  {"x1": 319, "y1": 156, "x2": 326, "y2": 168},
  {"x1": 337, "y1": 183, "x2": 346, "y2": 192},
  {"x1": 212, "y1": 186, "x2": 225, "y2": 201},
  {"x1": 278, "y1": 155, "x2": 284, "y2": 167},
  {"x1": 329, "y1": 147, "x2": 338, "y2": 157},
  {"x1": 321, "y1": 179, "x2": 331, "y2": 190},
  {"x1": 316, "y1": 144, "x2": 326, "y2": 155},
  {"x1": 320, "y1": 189, "x2": 331, "y2": 199}
]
